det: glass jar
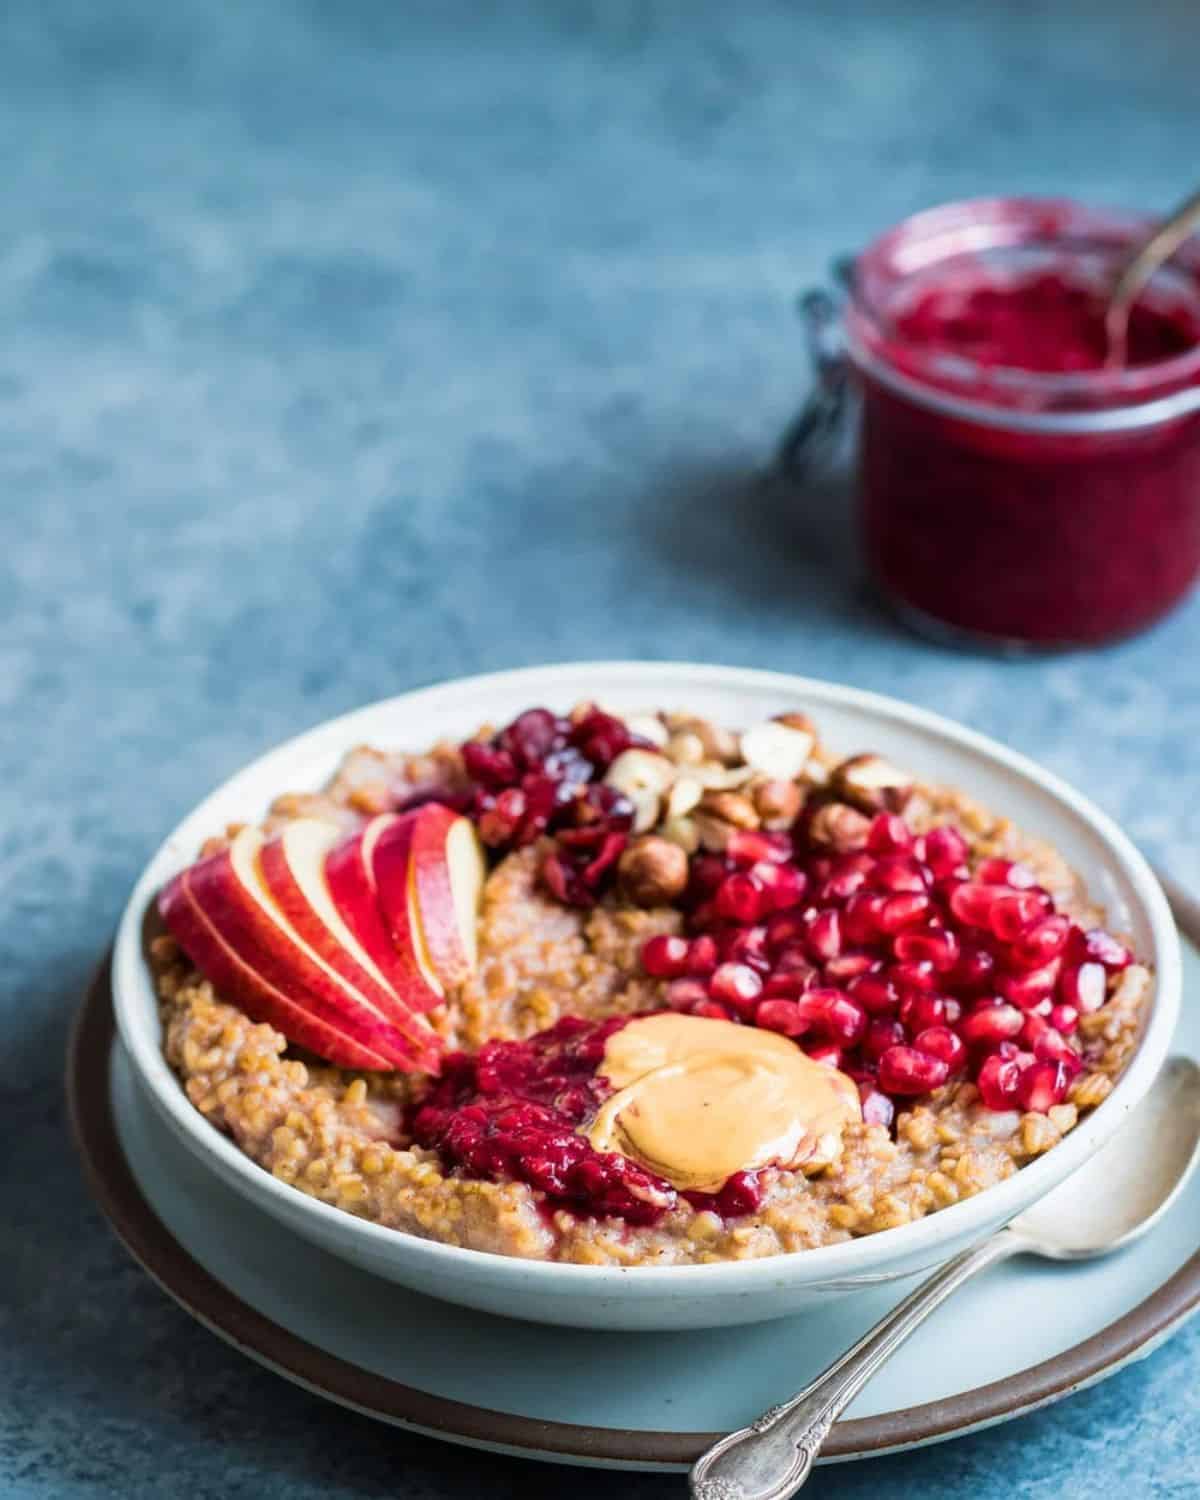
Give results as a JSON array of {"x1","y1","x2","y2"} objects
[{"x1": 813, "y1": 198, "x2": 1200, "y2": 649}]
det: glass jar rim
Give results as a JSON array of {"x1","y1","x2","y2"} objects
[{"x1": 846, "y1": 196, "x2": 1200, "y2": 431}]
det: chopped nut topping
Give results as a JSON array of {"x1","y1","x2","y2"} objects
[
  {"x1": 617, "y1": 836, "x2": 690, "y2": 906},
  {"x1": 807, "y1": 801, "x2": 873, "y2": 852},
  {"x1": 752, "y1": 778, "x2": 804, "y2": 829},
  {"x1": 830, "y1": 753, "x2": 914, "y2": 814},
  {"x1": 741, "y1": 719, "x2": 815, "y2": 780},
  {"x1": 698, "y1": 790, "x2": 760, "y2": 829}
]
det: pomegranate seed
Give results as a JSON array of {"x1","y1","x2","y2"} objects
[
  {"x1": 849, "y1": 973, "x2": 900, "y2": 1014},
  {"x1": 823, "y1": 951, "x2": 876, "y2": 982},
  {"x1": 726, "y1": 829, "x2": 793, "y2": 867},
  {"x1": 842, "y1": 892, "x2": 891, "y2": 944},
  {"x1": 960, "y1": 1002, "x2": 1024, "y2": 1046},
  {"x1": 822, "y1": 863, "x2": 870, "y2": 901},
  {"x1": 859, "y1": 1087, "x2": 895, "y2": 1129},
  {"x1": 864, "y1": 1017, "x2": 908, "y2": 1061},
  {"x1": 1050, "y1": 1003, "x2": 1079, "y2": 1033},
  {"x1": 719, "y1": 872, "x2": 770, "y2": 924},
  {"x1": 690, "y1": 856, "x2": 728, "y2": 899},
  {"x1": 1081, "y1": 928, "x2": 1133, "y2": 971},
  {"x1": 640, "y1": 934, "x2": 691, "y2": 978},
  {"x1": 894, "y1": 927, "x2": 959, "y2": 970},
  {"x1": 1060, "y1": 960, "x2": 1108, "y2": 1013},
  {"x1": 1017, "y1": 1060, "x2": 1071, "y2": 1112},
  {"x1": 866, "y1": 813, "x2": 912, "y2": 853},
  {"x1": 871, "y1": 856, "x2": 930, "y2": 893},
  {"x1": 998, "y1": 960, "x2": 1061, "y2": 1010},
  {"x1": 953, "y1": 943, "x2": 997, "y2": 994},
  {"x1": 949, "y1": 882, "x2": 1001, "y2": 928},
  {"x1": 1010, "y1": 915, "x2": 1071, "y2": 970},
  {"x1": 1018, "y1": 1012, "x2": 1051, "y2": 1049},
  {"x1": 1032, "y1": 1028, "x2": 1083, "y2": 1072},
  {"x1": 989, "y1": 890, "x2": 1050, "y2": 943},
  {"x1": 805, "y1": 1043, "x2": 844, "y2": 1069},
  {"x1": 977, "y1": 1052, "x2": 1023, "y2": 1110},
  {"x1": 569, "y1": 709, "x2": 638, "y2": 771},
  {"x1": 765, "y1": 910, "x2": 807, "y2": 952},
  {"x1": 878, "y1": 1045, "x2": 950, "y2": 1095},
  {"x1": 753, "y1": 861, "x2": 808, "y2": 912},
  {"x1": 923, "y1": 825, "x2": 969, "y2": 877},
  {"x1": 975, "y1": 857, "x2": 1038, "y2": 889},
  {"x1": 754, "y1": 998, "x2": 808, "y2": 1037},
  {"x1": 724, "y1": 925, "x2": 771, "y2": 971},
  {"x1": 914, "y1": 1025, "x2": 967, "y2": 1071},
  {"x1": 774, "y1": 943, "x2": 818, "y2": 976},
  {"x1": 805, "y1": 908, "x2": 843, "y2": 961},
  {"x1": 692, "y1": 999, "x2": 737, "y2": 1022},
  {"x1": 814, "y1": 992, "x2": 868, "y2": 1046},
  {"x1": 709, "y1": 963, "x2": 764, "y2": 1009},
  {"x1": 665, "y1": 978, "x2": 710, "y2": 1012},
  {"x1": 900, "y1": 993, "x2": 948, "y2": 1031},
  {"x1": 889, "y1": 959, "x2": 939, "y2": 992},
  {"x1": 879, "y1": 893, "x2": 933, "y2": 934},
  {"x1": 685, "y1": 935, "x2": 719, "y2": 975},
  {"x1": 762, "y1": 970, "x2": 816, "y2": 998}
]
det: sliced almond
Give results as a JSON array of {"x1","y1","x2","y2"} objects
[
  {"x1": 660, "y1": 816, "x2": 701, "y2": 854},
  {"x1": 667, "y1": 776, "x2": 704, "y2": 819},
  {"x1": 692, "y1": 762, "x2": 755, "y2": 791},
  {"x1": 604, "y1": 748, "x2": 676, "y2": 795},
  {"x1": 693, "y1": 812, "x2": 736, "y2": 852},
  {"x1": 665, "y1": 730, "x2": 706, "y2": 767},
  {"x1": 741, "y1": 720, "x2": 815, "y2": 781},
  {"x1": 629, "y1": 788, "x2": 663, "y2": 835},
  {"x1": 698, "y1": 790, "x2": 759, "y2": 829},
  {"x1": 622, "y1": 713, "x2": 669, "y2": 748}
]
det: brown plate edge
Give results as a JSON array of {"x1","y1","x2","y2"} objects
[{"x1": 68, "y1": 883, "x2": 1200, "y2": 1470}]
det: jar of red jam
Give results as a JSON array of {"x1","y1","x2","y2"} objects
[{"x1": 799, "y1": 198, "x2": 1200, "y2": 648}]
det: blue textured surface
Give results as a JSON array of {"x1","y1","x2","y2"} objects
[{"x1": 3, "y1": 1, "x2": 1199, "y2": 1495}]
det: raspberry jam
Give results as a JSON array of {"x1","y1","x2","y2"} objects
[
  {"x1": 409, "y1": 1015, "x2": 766, "y2": 1225},
  {"x1": 847, "y1": 198, "x2": 1200, "y2": 648}
]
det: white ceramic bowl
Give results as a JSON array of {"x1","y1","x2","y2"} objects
[{"x1": 113, "y1": 663, "x2": 1181, "y2": 1331}]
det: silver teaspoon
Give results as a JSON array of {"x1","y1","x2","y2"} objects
[
  {"x1": 690, "y1": 1055, "x2": 1200, "y2": 1500},
  {"x1": 1105, "y1": 188, "x2": 1200, "y2": 368}
]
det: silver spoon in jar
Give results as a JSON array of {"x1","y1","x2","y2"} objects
[
  {"x1": 690, "y1": 1055, "x2": 1200, "y2": 1500},
  {"x1": 1105, "y1": 188, "x2": 1200, "y2": 367}
]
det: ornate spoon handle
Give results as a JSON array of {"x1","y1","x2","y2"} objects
[{"x1": 689, "y1": 1231, "x2": 1025, "y2": 1500}]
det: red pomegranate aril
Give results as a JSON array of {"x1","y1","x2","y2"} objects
[
  {"x1": 843, "y1": 892, "x2": 891, "y2": 945},
  {"x1": 975, "y1": 857, "x2": 1038, "y2": 889},
  {"x1": 888, "y1": 959, "x2": 939, "y2": 992},
  {"x1": 949, "y1": 882, "x2": 1001, "y2": 928},
  {"x1": 923, "y1": 825, "x2": 969, "y2": 877},
  {"x1": 754, "y1": 998, "x2": 808, "y2": 1036},
  {"x1": 865, "y1": 1017, "x2": 908, "y2": 1061},
  {"x1": 816, "y1": 992, "x2": 868, "y2": 1046},
  {"x1": 1032, "y1": 1028, "x2": 1083, "y2": 1072},
  {"x1": 1010, "y1": 915, "x2": 1071, "y2": 970},
  {"x1": 640, "y1": 933, "x2": 691, "y2": 979},
  {"x1": 1018, "y1": 1012, "x2": 1050, "y2": 1049},
  {"x1": 866, "y1": 813, "x2": 912, "y2": 854},
  {"x1": 859, "y1": 1086, "x2": 895, "y2": 1129},
  {"x1": 692, "y1": 999, "x2": 737, "y2": 1022},
  {"x1": 1060, "y1": 960, "x2": 1108, "y2": 1013},
  {"x1": 914, "y1": 1026, "x2": 967, "y2": 1071},
  {"x1": 960, "y1": 1002, "x2": 1024, "y2": 1046},
  {"x1": 689, "y1": 855, "x2": 729, "y2": 900},
  {"x1": 762, "y1": 970, "x2": 816, "y2": 999},
  {"x1": 1050, "y1": 1003, "x2": 1079, "y2": 1033},
  {"x1": 954, "y1": 943, "x2": 997, "y2": 994},
  {"x1": 997, "y1": 960, "x2": 1062, "y2": 1010},
  {"x1": 900, "y1": 992, "x2": 948, "y2": 1031},
  {"x1": 709, "y1": 962, "x2": 764, "y2": 1009},
  {"x1": 879, "y1": 893, "x2": 933, "y2": 934},
  {"x1": 871, "y1": 856, "x2": 931, "y2": 893},
  {"x1": 849, "y1": 973, "x2": 901, "y2": 1014},
  {"x1": 723, "y1": 925, "x2": 771, "y2": 971},
  {"x1": 754, "y1": 861, "x2": 808, "y2": 911},
  {"x1": 893, "y1": 927, "x2": 959, "y2": 970},
  {"x1": 1017, "y1": 1060, "x2": 1071, "y2": 1112},
  {"x1": 822, "y1": 863, "x2": 870, "y2": 902},
  {"x1": 989, "y1": 890, "x2": 1051, "y2": 943},
  {"x1": 805, "y1": 1043, "x2": 844, "y2": 1069},
  {"x1": 878, "y1": 1045, "x2": 950, "y2": 1094},
  {"x1": 665, "y1": 978, "x2": 710, "y2": 1012},
  {"x1": 715, "y1": 871, "x2": 767, "y2": 924},
  {"x1": 1081, "y1": 928, "x2": 1133, "y2": 971},
  {"x1": 823, "y1": 951, "x2": 876, "y2": 982},
  {"x1": 977, "y1": 1052, "x2": 1023, "y2": 1110},
  {"x1": 765, "y1": 910, "x2": 807, "y2": 952},
  {"x1": 726, "y1": 828, "x2": 793, "y2": 867},
  {"x1": 805, "y1": 907, "x2": 843, "y2": 961},
  {"x1": 686, "y1": 934, "x2": 720, "y2": 975}
]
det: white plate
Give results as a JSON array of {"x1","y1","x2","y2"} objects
[{"x1": 70, "y1": 933, "x2": 1200, "y2": 1470}]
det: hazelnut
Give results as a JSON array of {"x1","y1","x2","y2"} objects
[
  {"x1": 618, "y1": 836, "x2": 689, "y2": 907},
  {"x1": 665, "y1": 730, "x2": 706, "y2": 767},
  {"x1": 698, "y1": 790, "x2": 760, "y2": 829},
  {"x1": 665, "y1": 714, "x2": 740, "y2": 765},
  {"x1": 775, "y1": 711, "x2": 819, "y2": 743},
  {"x1": 830, "y1": 753, "x2": 914, "y2": 814},
  {"x1": 752, "y1": 778, "x2": 804, "y2": 829},
  {"x1": 807, "y1": 801, "x2": 872, "y2": 852}
]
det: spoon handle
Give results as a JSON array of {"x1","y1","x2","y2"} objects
[{"x1": 689, "y1": 1230, "x2": 1025, "y2": 1500}]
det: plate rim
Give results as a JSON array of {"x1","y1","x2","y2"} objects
[{"x1": 70, "y1": 914, "x2": 1200, "y2": 1469}]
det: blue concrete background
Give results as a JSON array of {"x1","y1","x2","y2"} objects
[{"x1": 2, "y1": 0, "x2": 1198, "y2": 1494}]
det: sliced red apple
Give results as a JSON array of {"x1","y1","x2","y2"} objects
[
  {"x1": 180, "y1": 827, "x2": 441, "y2": 1071},
  {"x1": 370, "y1": 814, "x2": 448, "y2": 1006},
  {"x1": 159, "y1": 867, "x2": 397, "y2": 1070},
  {"x1": 260, "y1": 818, "x2": 415, "y2": 1025},
  {"x1": 324, "y1": 813, "x2": 444, "y2": 1014},
  {"x1": 406, "y1": 804, "x2": 486, "y2": 987}
]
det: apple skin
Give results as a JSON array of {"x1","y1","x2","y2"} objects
[
  {"x1": 325, "y1": 814, "x2": 444, "y2": 1015},
  {"x1": 406, "y1": 805, "x2": 486, "y2": 987},
  {"x1": 180, "y1": 830, "x2": 441, "y2": 1072},
  {"x1": 159, "y1": 866, "x2": 397, "y2": 1070},
  {"x1": 260, "y1": 818, "x2": 414, "y2": 1023}
]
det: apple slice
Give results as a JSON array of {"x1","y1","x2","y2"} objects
[
  {"x1": 182, "y1": 828, "x2": 441, "y2": 1071},
  {"x1": 260, "y1": 818, "x2": 415, "y2": 1025},
  {"x1": 159, "y1": 866, "x2": 397, "y2": 1070},
  {"x1": 325, "y1": 814, "x2": 443, "y2": 1014},
  {"x1": 406, "y1": 804, "x2": 486, "y2": 987},
  {"x1": 370, "y1": 814, "x2": 448, "y2": 1006}
]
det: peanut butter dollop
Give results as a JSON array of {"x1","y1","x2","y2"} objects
[{"x1": 585, "y1": 1013, "x2": 861, "y2": 1193}]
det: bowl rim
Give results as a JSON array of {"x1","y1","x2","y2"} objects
[{"x1": 113, "y1": 660, "x2": 1181, "y2": 1289}]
